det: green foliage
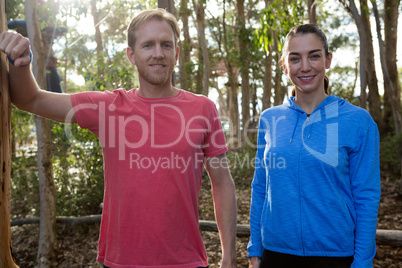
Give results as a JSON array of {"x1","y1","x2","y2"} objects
[
  {"x1": 380, "y1": 133, "x2": 402, "y2": 179},
  {"x1": 11, "y1": 107, "x2": 38, "y2": 219},
  {"x1": 11, "y1": 145, "x2": 39, "y2": 219},
  {"x1": 51, "y1": 122, "x2": 104, "y2": 216},
  {"x1": 85, "y1": 58, "x2": 138, "y2": 91},
  {"x1": 227, "y1": 145, "x2": 257, "y2": 190},
  {"x1": 254, "y1": 0, "x2": 304, "y2": 53},
  {"x1": 6, "y1": 0, "x2": 25, "y2": 20},
  {"x1": 11, "y1": 117, "x2": 105, "y2": 218},
  {"x1": 319, "y1": 1, "x2": 359, "y2": 53},
  {"x1": 327, "y1": 65, "x2": 360, "y2": 106}
]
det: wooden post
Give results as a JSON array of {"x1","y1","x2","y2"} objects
[{"x1": 0, "y1": 1, "x2": 18, "y2": 267}]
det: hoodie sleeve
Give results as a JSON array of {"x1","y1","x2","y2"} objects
[
  {"x1": 349, "y1": 114, "x2": 381, "y2": 268},
  {"x1": 247, "y1": 115, "x2": 269, "y2": 258}
]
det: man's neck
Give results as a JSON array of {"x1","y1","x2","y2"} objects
[{"x1": 137, "y1": 83, "x2": 179, "y2": 99}]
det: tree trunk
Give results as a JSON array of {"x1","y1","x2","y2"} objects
[
  {"x1": 373, "y1": 1, "x2": 401, "y2": 135},
  {"x1": 237, "y1": 0, "x2": 250, "y2": 146},
  {"x1": 211, "y1": 78, "x2": 228, "y2": 118},
  {"x1": 25, "y1": 1, "x2": 57, "y2": 267},
  {"x1": 90, "y1": 0, "x2": 105, "y2": 82},
  {"x1": 193, "y1": 0, "x2": 209, "y2": 96},
  {"x1": 339, "y1": 0, "x2": 367, "y2": 109},
  {"x1": 308, "y1": 0, "x2": 317, "y2": 24},
  {"x1": 262, "y1": 0, "x2": 272, "y2": 110},
  {"x1": 339, "y1": 0, "x2": 382, "y2": 129},
  {"x1": 383, "y1": 0, "x2": 400, "y2": 134},
  {"x1": 372, "y1": 1, "x2": 402, "y2": 186},
  {"x1": 360, "y1": 0, "x2": 382, "y2": 130},
  {"x1": 263, "y1": 49, "x2": 272, "y2": 110},
  {"x1": 158, "y1": 0, "x2": 177, "y2": 86},
  {"x1": 178, "y1": 0, "x2": 191, "y2": 91},
  {"x1": 158, "y1": 0, "x2": 176, "y2": 14},
  {"x1": 251, "y1": 82, "x2": 258, "y2": 129},
  {"x1": 222, "y1": 0, "x2": 239, "y2": 145},
  {"x1": 0, "y1": 1, "x2": 19, "y2": 267},
  {"x1": 273, "y1": 32, "x2": 283, "y2": 106},
  {"x1": 34, "y1": 115, "x2": 57, "y2": 267}
]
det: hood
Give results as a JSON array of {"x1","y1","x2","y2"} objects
[{"x1": 284, "y1": 95, "x2": 347, "y2": 143}]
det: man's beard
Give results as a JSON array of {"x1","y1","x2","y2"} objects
[{"x1": 136, "y1": 63, "x2": 174, "y2": 86}]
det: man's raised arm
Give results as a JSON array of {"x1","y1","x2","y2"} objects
[{"x1": 0, "y1": 31, "x2": 76, "y2": 123}]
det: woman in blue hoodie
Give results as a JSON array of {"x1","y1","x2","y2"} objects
[{"x1": 247, "y1": 24, "x2": 380, "y2": 268}]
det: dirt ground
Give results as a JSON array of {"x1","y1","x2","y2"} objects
[{"x1": 10, "y1": 178, "x2": 402, "y2": 267}]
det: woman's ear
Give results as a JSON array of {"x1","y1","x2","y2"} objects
[
  {"x1": 325, "y1": 52, "x2": 333, "y2": 69},
  {"x1": 282, "y1": 60, "x2": 288, "y2": 75}
]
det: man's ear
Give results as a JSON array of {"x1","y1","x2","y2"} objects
[
  {"x1": 175, "y1": 46, "x2": 179, "y2": 64},
  {"x1": 127, "y1": 46, "x2": 136, "y2": 65}
]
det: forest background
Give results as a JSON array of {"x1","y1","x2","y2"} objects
[{"x1": 4, "y1": 0, "x2": 402, "y2": 267}]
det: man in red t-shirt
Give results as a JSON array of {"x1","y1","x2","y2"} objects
[{"x1": 1, "y1": 8, "x2": 237, "y2": 268}]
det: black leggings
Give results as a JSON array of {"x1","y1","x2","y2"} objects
[{"x1": 259, "y1": 249, "x2": 354, "y2": 268}]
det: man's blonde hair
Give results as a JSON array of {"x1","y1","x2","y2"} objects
[{"x1": 127, "y1": 9, "x2": 180, "y2": 49}]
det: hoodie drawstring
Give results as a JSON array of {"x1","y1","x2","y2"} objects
[
  {"x1": 290, "y1": 112, "x2": 318, "y2": 143},
  {"x1": 290, "y1": 115, "x2": 299, "y2": 143},
  {"x1": 306, "y1": 111, "x2": 320, "y2": 139}
]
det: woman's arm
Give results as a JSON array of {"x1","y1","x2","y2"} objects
[{"x1": 349, "y1": 116, "x2": 381, "y2": 267}]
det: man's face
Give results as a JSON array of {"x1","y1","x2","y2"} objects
[{"x1": 127, "y1": 19, "x2": 179, "y2": 87}]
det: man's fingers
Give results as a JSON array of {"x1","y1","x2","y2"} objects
[
  {"x1": 0, "y1": 32, "x2": 30, "y2": 66},
  {"x1": 13, "y1": 54, "x2": 31, "y2": 67}
]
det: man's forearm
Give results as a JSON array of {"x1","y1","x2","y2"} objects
[
  {"x1": 9, "y1": 64, "x2": 75, "y2": 123},
  {"x1": 9, "y1": 64, "x2": 42, "y2": 112},
  {"x1": 213, "y1": 177, "x2": 237, "y2": 266}
]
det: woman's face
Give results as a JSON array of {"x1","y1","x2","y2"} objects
[{"x1": 282, "y1": 33, "x2": 332, "y2": 96}]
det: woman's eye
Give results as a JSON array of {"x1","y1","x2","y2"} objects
[
  {"x1": 310, "y1": 54, "x2": 320, "y2": 59},
  {"x1": 290, "y1": 57, "x2": 300, "y2": 63}
]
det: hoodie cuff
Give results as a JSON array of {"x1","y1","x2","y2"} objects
[{"x1": 247, "y1": 244, "x2": 264, "y2": 258}]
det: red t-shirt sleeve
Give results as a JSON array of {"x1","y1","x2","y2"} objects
[
  {"x1": 202, "y1": 100, "x2": 228, "y2": 157},
  {"x1": 70, "y1": 90, "x2": 119, "y2": 135}
]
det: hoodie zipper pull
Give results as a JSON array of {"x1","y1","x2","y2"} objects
[{"x1": 306, "y1": 113, "x2": 310, "y2": 122}]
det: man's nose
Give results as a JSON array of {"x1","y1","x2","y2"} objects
[{"x1": 153, "y1": 45, "x2": 164, "y2": 59}]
